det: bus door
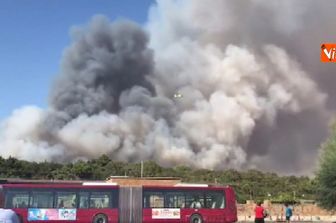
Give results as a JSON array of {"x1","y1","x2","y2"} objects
[
  {"x1": 119, "y1": 186, "x2": 142, "y2": 223},
  {"x1": 76, "y1": 189, "x2": 119, "y2": 223},
  {"x1": 143, "y1": 190, "x2": 183, "y2": 223},
  {"x1": 224, "y1": 187, "x2": 237, "y2": 223}
]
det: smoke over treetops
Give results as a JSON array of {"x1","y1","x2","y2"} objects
[{"x1": 1, "y1": 0, "x2": 335, "y2": 175}]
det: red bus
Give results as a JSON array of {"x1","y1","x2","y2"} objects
[{"x1": 0, "y1": 182, "x2": 237, "y2": 223}]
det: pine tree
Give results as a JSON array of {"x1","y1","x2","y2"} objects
[{"x1": 316, "y1": 124, "x2": 336, "y2": 209}]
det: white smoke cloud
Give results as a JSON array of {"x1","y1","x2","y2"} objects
[
  {"x1": 0, "y1": 0, "x2": 334, "y2": 175},
  {"x1": 0, "y1": 106, "x2": 65, "y2": 161}
]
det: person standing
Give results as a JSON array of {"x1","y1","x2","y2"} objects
[
  {"x1": 285, "y1": 203, "x2": 293, "y2": 223},
  {"x1": 254, "y1": 201, "x2": 266, "y2": 223},
  {"x1": 0, "y1": 208, "x2": 20, "y2": 223},
  {"x1": 190, "y1": 196, "x2": 202, "y2": 208}
]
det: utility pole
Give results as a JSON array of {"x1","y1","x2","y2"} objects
[
  {"x1": 141, "y1": 160, "x2": 144, "y2": 178},
  {"x1": 293, "y1": 191, "x2": 296, "y2": 201}
]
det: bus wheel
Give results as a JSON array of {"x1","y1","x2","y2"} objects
[
  {"x1": 190, "y1": 214, "x2": 203, "y2": 223},
  {"x1": 92, "y1": 214, "x2": 108, "y2": 223}
]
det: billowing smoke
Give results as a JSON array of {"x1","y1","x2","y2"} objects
[{"x1": 1, "y1": 0, "x2": 335, "y2": 175}]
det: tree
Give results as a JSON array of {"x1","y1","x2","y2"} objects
[
  {"x1": 72, "y1": 160, "x2": 93, "y2": 179},
  {"x1": 316, "y1": 124, "x2": 336, "y2": 209},
  {"x1": 51, "y1": 165, "x2": 77, "y2": 180},
  {"x1": 143, "y1": 161, "x2": 163, "y2": 177}
]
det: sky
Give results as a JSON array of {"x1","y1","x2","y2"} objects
[{"x1": 0, "y1": 0, "x2": 154, "y2": 120}]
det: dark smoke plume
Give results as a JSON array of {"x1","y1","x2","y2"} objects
[{"x1": 51, "y1": 16, "x2": 154, "y2": 119}]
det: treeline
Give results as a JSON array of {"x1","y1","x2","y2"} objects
[{"x1": 0, "y1": 155, "x2": 316, "y2": 203}]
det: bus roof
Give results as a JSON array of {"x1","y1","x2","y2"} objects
[
  {"x1": 82, "y1": 182, "x2": 117, "y2": 186},
  {"x1": 0, "y1": 178, "x2": 84, "y2": 184},
  {"x1": 174, "y1": 183, "x2": 209, "y2": 187},
  {"x1": 0, "y1": 183, "x2": 118, "y2": 189},
  {"x1": 0, "y1": 179, "x2": 117, "y2": 187},
  {"x1": 143, "y1": 184, "x2": 232, "y2": 190}
]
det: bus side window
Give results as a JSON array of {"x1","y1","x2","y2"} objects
[
  {"x1": 205, "y1": 192, "x2": 225, "y2": 209},
  {"x1": 31, "y1": 190, "x2": 53, "y2": 208},
  {"x1": 143, "y1": 191, "x2": 164, "y2": 208},
  {"x1": 90, "y1": 191, "x2": 110, "y2": 209},
  {"x1": 186, "y1": 192, "x2": 204, "y2": 209},
  {"x1": 4, "y1": 190, "x2": 29, "y2": 209},
  {"x1": 19, "y1": 201, "x2": 27, "y2": 208},
  {"x1": 79, "y1": 192, "x2": 89, "y2": 209},
  {"x1": 55, "y1": 191, "x2": 77, "y2": 208},
  {"x1": 165, "y1": 192, "x2": 185, "y2": 208}
]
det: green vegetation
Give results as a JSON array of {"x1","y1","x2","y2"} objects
[
  {"x1": 0, "y1": 155, "x2": 316, "y2": 203},
  {"x1": 316, "y1": 124, "x2": 336, "y2": 210}
]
